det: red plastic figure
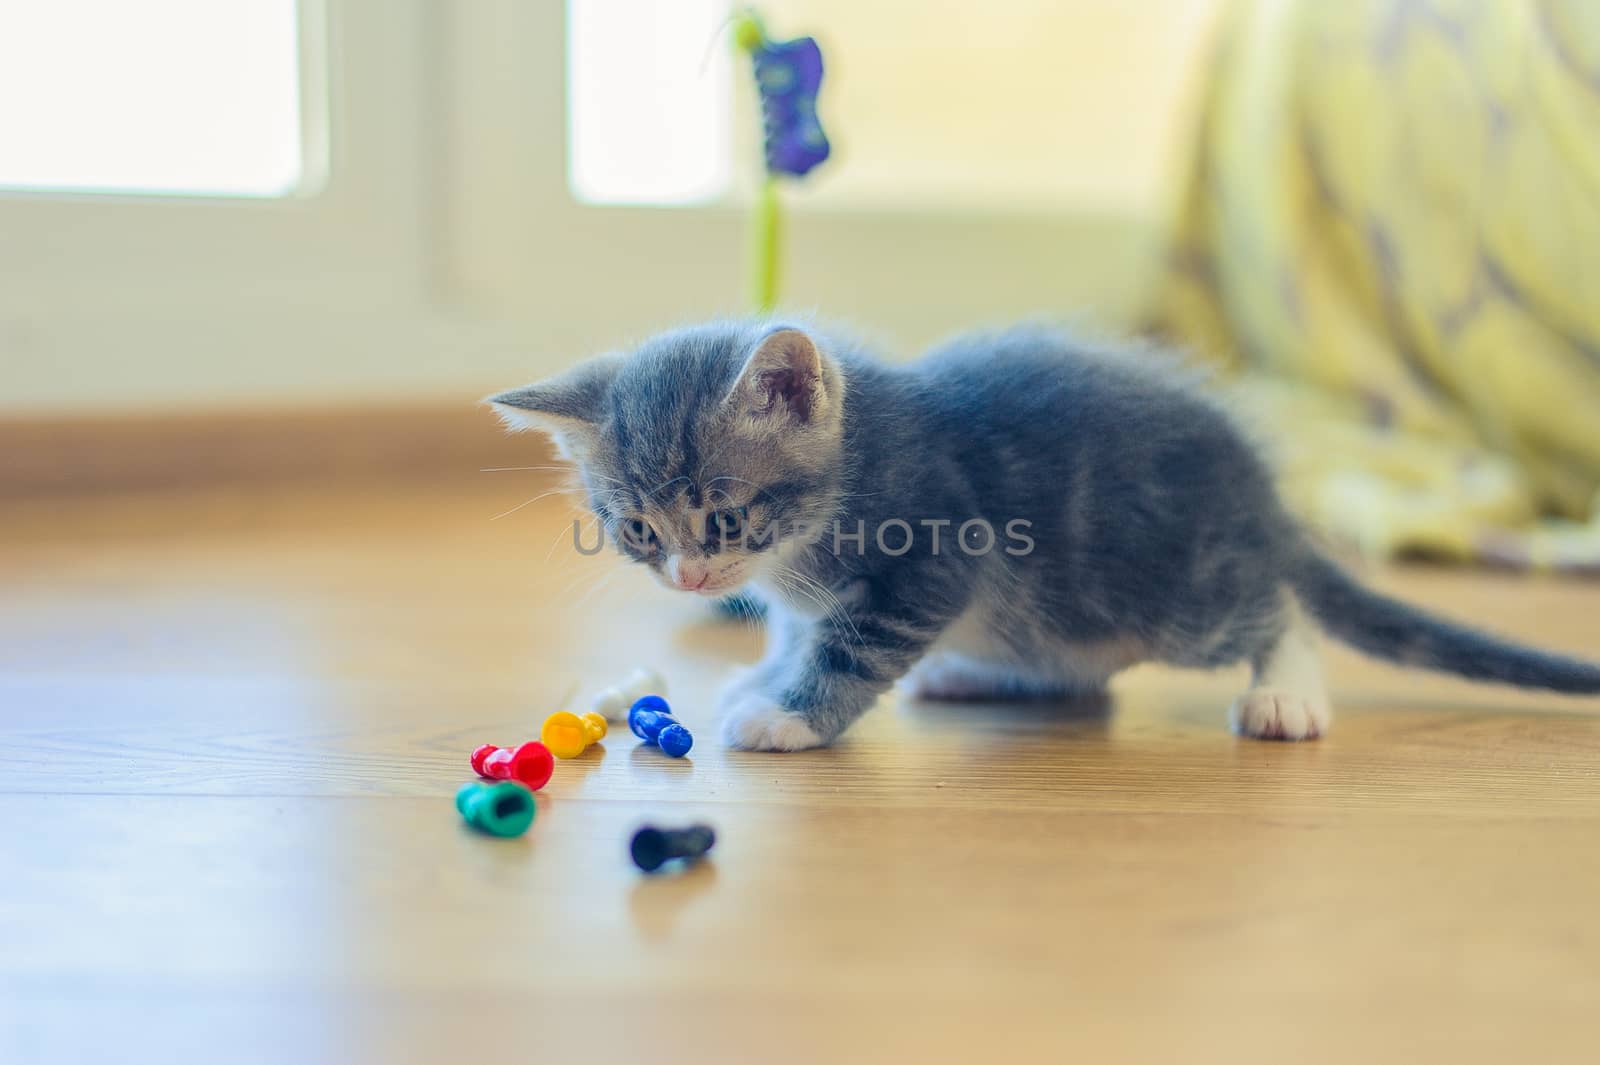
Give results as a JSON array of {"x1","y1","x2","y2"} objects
[{"x1": 469, "y1": 741, "x2": 554, "y2": 791}]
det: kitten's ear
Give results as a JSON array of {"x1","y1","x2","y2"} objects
[
  {"x1": 485, "y1": 354, "x2": 620, "y2": 456},
  {"x1": 725, "y1": 328, "x2": 836, "y2": 429}
]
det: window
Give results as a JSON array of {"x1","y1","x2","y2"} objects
[
  {"x1": 0, "y1": 0, "x2": 310, "y2": 198},
  {"x1": 2, "y1": 2, "x2": 1185, "y2": 416},
  {"x1": 566, "y1": 0, "x2": 733, "y2": 206},
  {"x1": 565, "y1": 0, "x2": 1224, "y2": 213},
  {"x1": 0, "y1": 0, "x2": 447, "y2": 416}
]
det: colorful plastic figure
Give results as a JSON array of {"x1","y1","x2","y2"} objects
[
  {"x1": 541, "y1": 710, "x2": 608, "y2": 759},
  {"x1": 469, "y1": 744, "x2": 499, "y2": 775},
  {"x1": 628, "y1": 698, "x2": 676, "y2": 741},
  {"x1": 657, "y1": 723, "x2": 694, "y2": 758},
  {"x1": 629, "y1": 708, "x2": 671, "y2": 742},
  {"x1": 630, "y1": 824, "x2": 716, "y2": 873},
  {"x1": 629, "y1": 694, "x2": 670, "y2": 717},
  {"x1": 470, "y1": 741, "x2": 554, "y2": 791},
  {"x1": 456, "y1": 781, "x2": 536, "y2": 838},
  {"x1": 628, "y1": 695, "x2": 695, "y2": 755}
]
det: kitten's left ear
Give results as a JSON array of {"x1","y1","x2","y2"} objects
[
  {"x1": 485, "y1": 353, "x2": 620, "y2": 455},
  {"x1": 725, "y1": 328, "x2": 838, "y2": 430}
]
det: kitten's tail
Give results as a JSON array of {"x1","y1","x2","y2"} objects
[{"x1": 1289, "y1": 549, "x2": 1600, "y2": 694}]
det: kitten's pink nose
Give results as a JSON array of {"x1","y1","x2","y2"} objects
[{"x1": 669, "y1": 559, "x2": 709, "y2": 590}]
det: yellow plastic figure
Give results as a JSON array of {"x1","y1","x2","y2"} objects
[{"x1": 540, "y1": 710, "x2": 608, "y2": 759}]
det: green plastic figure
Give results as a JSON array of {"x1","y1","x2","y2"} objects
[{"x1": 455, "y1": 780, "x2": 536, "y2": 838}]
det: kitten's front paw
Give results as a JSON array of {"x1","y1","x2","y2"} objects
[
  {"x1": 719, "y1": 691, "x2": 826, "y2": 752},
  {"x1": 1229, "y1": 688, "x2": 1330, "y2": 741}
]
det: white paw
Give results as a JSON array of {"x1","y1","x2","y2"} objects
[
  {"x1": 1229, "y1": 688, "x2": 1331, "y2": 741},
  {"x1": 719, "y1": 691, "x2": 826, "y2": 751}
]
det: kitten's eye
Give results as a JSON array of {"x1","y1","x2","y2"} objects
[
  {"x1": 707, "y1": 508, "x2": 744, "y2": 541},
  {"x1": 621, "y1": 518, "x2": 660, "y2": 553}
]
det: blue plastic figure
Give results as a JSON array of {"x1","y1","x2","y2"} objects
[
  {"x1": 629, "y1": 696, "x2": 675, "y2": 742},
  {"x1": 657, "y1": 723, "x2": 694, "y2": 758},
  {"x1": 630, "y1": 694, "x2": 670, "y2": 717},
  {"x1": 628, "y1": 695, "x2": 694, "y2": 756}
]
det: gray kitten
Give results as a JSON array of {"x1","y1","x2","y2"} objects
[{"x1": 490, "y1": 319, "x2": 1600, "y2": 750}]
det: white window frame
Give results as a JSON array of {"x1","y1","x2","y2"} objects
[
  {"x1": 2, "y1": 0, "x2": 1159, "y2": 415},
  {"x1": 439, "y1": 2, "x2": 1153, "y2": 374},
  {"x1": 0, "y1": 0, "x2": 500, "y2": 412}
]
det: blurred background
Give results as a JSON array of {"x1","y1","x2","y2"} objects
[
  {"x1": 0, "y1": 0, "x2": 1211, "y2": 414},
  {"x1": 4, "y1": 0, "x2": 1599, "y2": 566}
]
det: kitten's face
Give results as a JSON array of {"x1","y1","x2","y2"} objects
[
  {"x1": 489, "y1": 323, "x2": 846, "y2": 597},
  {"x1": 578, "y1": 424, "x2": 836, "y2": 596}
]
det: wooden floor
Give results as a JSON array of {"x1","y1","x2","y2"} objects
[{"x1": 4, "y1": 475, "x2": 1600, "y2": 1064}]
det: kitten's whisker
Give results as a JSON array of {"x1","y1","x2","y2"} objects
[
  {"x1": 485, "y1": 465, "x2": 632, "y2": 503},
  {"x1": 731, "y1": 598, "x2": 759, "y2": 637},
  {"x1": 570, "y1": 563, "x2": 628, "y2": 612},
  {"x1": 704, "y1": 474, "x2": 760, "y2": 496},
  {"x1": 586, "y1": 490, "x2": 628, "y2": 513},
  {"x1": 771, "y1": 570, "x2": 824, "y2": 618},
  {"x1": 544, "y1": 566, "x2": 615, "y2": 618},
  {"x1": 785, "y1": 567, "x2": 865, "y2": 649},
  {"x1": 490, "y1": 487, "x2": 589, "y2": 522},
  {"x1": 554, "y1": 561, "x2": 612, "y2": 604},
  {"x1": 644, "y1": 474, "x2": 691, "y2": 500},
  {"x1": 773, "y1": 567, "x2": 864, "y2": 651},
  {"x1": 810, "y1": 586, "x2": 865, "y2": 649},
  {"x1": 547, "y1": 511, "x2": 604, "y2": 564}
]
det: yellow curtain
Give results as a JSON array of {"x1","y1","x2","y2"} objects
[{"x1": 1149, "y1": 0, "x2": 1600, "y2": 572}]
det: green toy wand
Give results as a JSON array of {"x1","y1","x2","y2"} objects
[{"x1": 732, "y1": 10, "x2": 832, "y2": 313}]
